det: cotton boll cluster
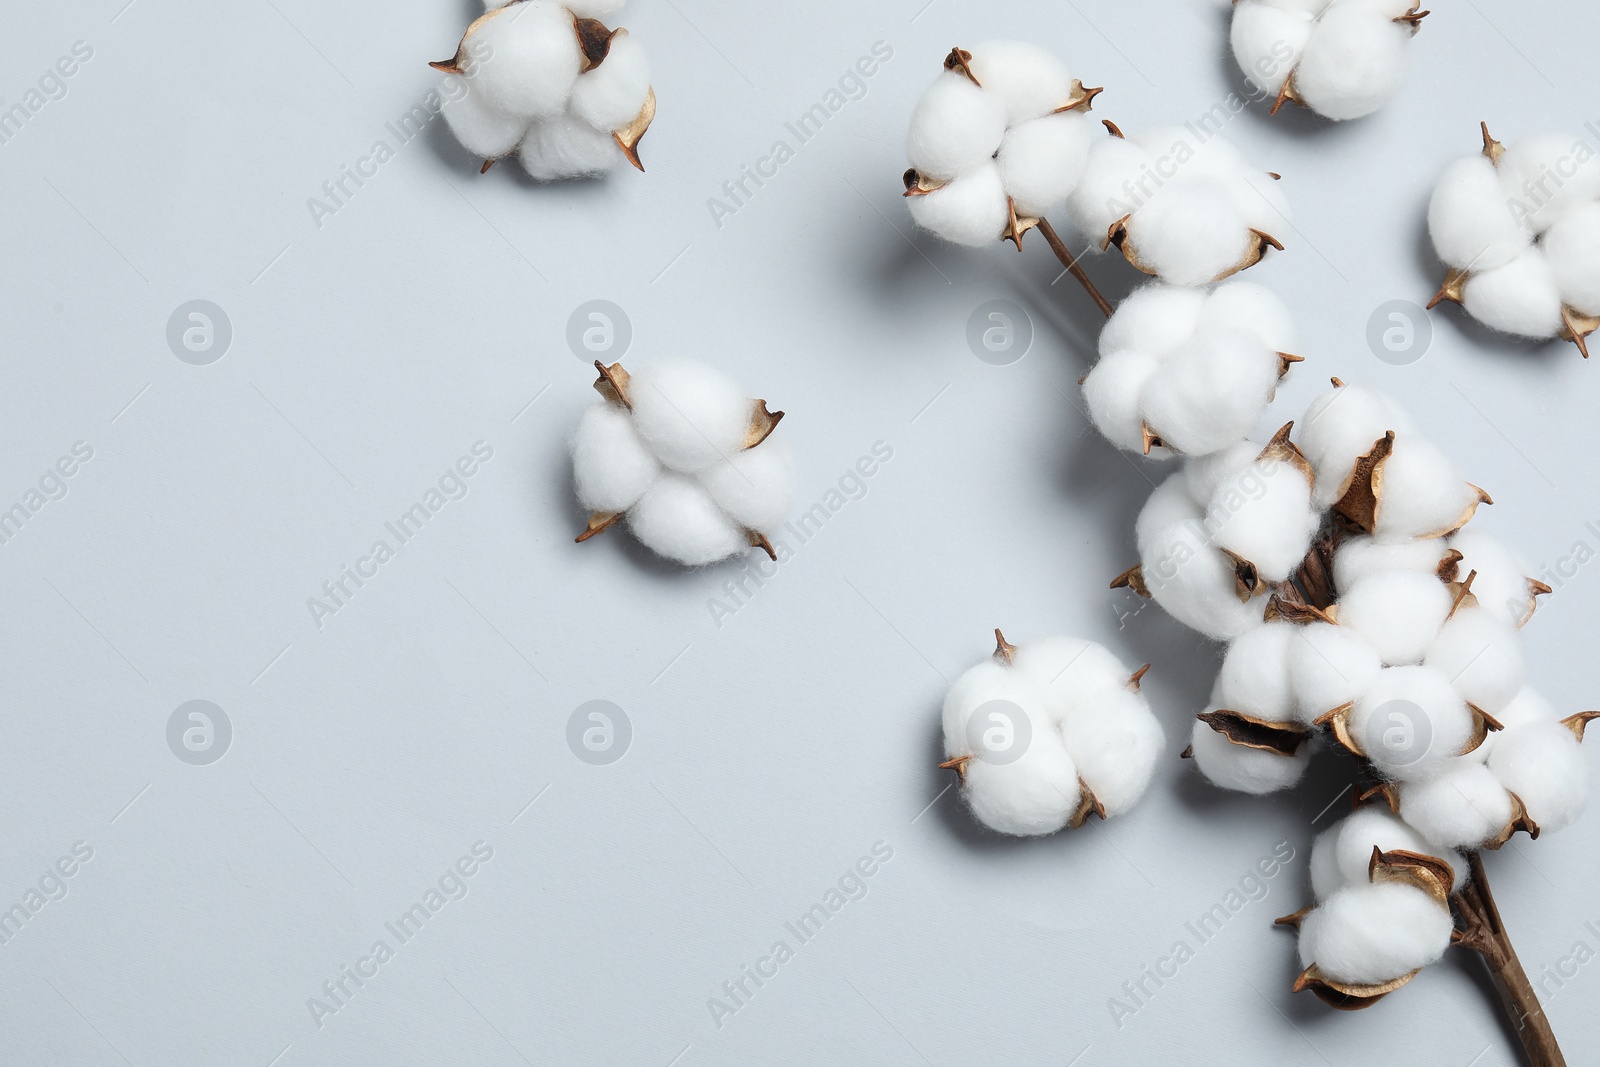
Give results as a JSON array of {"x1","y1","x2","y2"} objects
[
  {"x1": 939, "y1": 631, "x2": 1164, "y2": 836},
  {"x1": 435, "y1": 0, "x2": 655, "y2": 179},
  {"x1": 1231, "y1": 0, "x2": 1428, "y2": 122},
  {"x1": 903, "y1": 43, "x2": 1102, "y2": 248},
  {"x1": 1069, "y1": 124, "x2": 1290, "y2": 285},
  {"x1": 1427, "y1": 124, "x2": 1600, "y2": 356},
  {"x1": 571, "y1": 360, "x2": 792, "y2": 566},
  {"x1": 1083, "y1": 281, "x2": 1299, "y2": 457}
]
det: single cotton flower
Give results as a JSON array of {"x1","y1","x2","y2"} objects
[
  {"x1": 433, "y1": 0, "x2": 655, "y2": 178},
  {"x1": 1427, "y1": 123, "x2": 1600, "y2": 356},
  {"x1": 571, "y1": 359, "x2": 792, "y2": 566},
  {"x1": 1232, "y1": 0, "x2": 1429, "y2": 121},
  {"x1": 903, "y1": 42, "x2": 1102, "y2": 249},
  {"x1": 939, "y1": 630, "x2": 1164, "y2": 836}
]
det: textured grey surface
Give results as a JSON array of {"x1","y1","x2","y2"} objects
[{"x1": 2, "y1": 0, "x2": 1597, "y2": 1064}]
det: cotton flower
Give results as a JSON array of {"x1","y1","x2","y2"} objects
[
  {"x1": 1067, "y1": 123, "x2": 1289, "y2": 285},
  {"x1": 434, "y1": 0, "x2": 654, "y2": 178},
  {"x1": 571, "y1": 359, "x2": 791, "y2": 566},
  {"x1": 1232, "y1": 0, "x2": 1429, "y2": 121},
  {"x1": 1427, "y1": 124, "x2": 1600, "y2": 356},
  {"x1": 939, "y1": 630, "x2": 1163, "y2": 836},
  {"x1": 1082, "y1": 281, "x2": 1300, "y2": 457},
  {"x1": 903, "y1": 42, "x2": 1102, "y2": 248}
]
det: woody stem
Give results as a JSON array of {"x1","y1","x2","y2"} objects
[
  {"x1": 1459, "y1": 853, "x2": 1565, "y2": 1067},
  {"x1": 1037, "y1": 218, "x2": 1113, "y2": 319}
]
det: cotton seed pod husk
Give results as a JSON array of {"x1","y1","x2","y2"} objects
[{"x1": 1330, "y1": 430, "x2": 1490, "y2": 540}]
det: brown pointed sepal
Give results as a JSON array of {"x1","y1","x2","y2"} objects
[
  {"x1": 575, "y1": 511, "x2": 622, "y2": 543},
  {"x1": 743, "y1": 400, "x2": 784, "y2": 449},
  {"x1": 1269, "y1": 75, "x2": 1303, "y2": 117},
  {"x1": 430, "y1": 3, "x2": 514, "y2": 74},
  {"x1": 1258, "y1": 422, "x2": 1315, "y2": 486},
  {"x1": 1560, "y1": 306, "x2": 1599, "y2": 359},
  {"x1": 1196, "y1": 709, "x2": 1310, "y2": 757},
  {"x1": 612, "y1": 86, "x2": 655, "y2": 172},
  {"x1": 938, "y1": 754, "x2": 971, "y2": 782},
  {"x1": 1052, "y1": 80, "x2": 1103, "y2": 114},
  {"x1": 942, "y1": 47, "x2": 980, "y2": 86},
  {"x1": 1292, "y1": 965, "x2": 1421, "y2": 1010},
  {"x1": 1068, "y1": 780, "x2": 1107, "y2": 829},
  {"x1": 1110, "y1": 564, "x2": 1150, "y2": 598},
  {"x1": 593, "y1": 359, "x2": 633, "y2": 408},
  {"x1": 574, "y1": 18, "x2": 621, "y2": 71},
  {"x1": 1331, "y1": 431, "x2": 1395, "y2": 535},
  {"x1": 1277, "y1": 352, "x2": 1305, "y2": 379},
  {"x1": 1562, "y1": 711, "x2": 1600, "y2": 742},
  {"x1": 1357, "y1": 781, "x2": 1401, "y2": 815},
  {"x1": 1275, "y1": 905, "x2": 1315, "y2": 929},
  {"x1": 1480, "y1": 793, "x2": 1541, "y2": 850},
  {"x1": 1127, "y1": 664, "x2": 1151, "y2": 692},
  {"x1": 1427, "y1": 267, "x2": 1469, "y2": 310},
  {"x1": 1314, "y1": 702, "x2": 1362, "y2": 757},
  {"x1": 1368, "y1": 847, "x2": 1454, "y2": 906},
  {"x1": 747, "y1": 531, "x2": 776, "y2": 561}
]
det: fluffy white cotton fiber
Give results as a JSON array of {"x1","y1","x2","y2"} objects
[
  {"x1": 1371, "y1": 435, "x2": 1479, "y2": 542},
  {"x1": 907, "y1": 164, "x2": 1009, "y2": 248},
  {"x1": 1543, "y1": 203, "x2": 1600, "y2": 314},
  {"x1": 1489, "y1": 721, "x2": 1590, "y2": 833},
  {"x1": 1462, "y1": 251, "x2": 1567, "y2": 338},
  {"x1": 571, "y1": 359, "x2": 791, "y2": 566},
  {"x1": 1350, "y1": 665, "x2": 1475, "y2": 779},
  {"x1": 1399, "y1": 761, "x2": 1514, "y2": 848},
  {"x1": 1288, "y1": 622, "x2": 1383, "y2": 724},
  {"x1": 1298, "y1": 382, "x2": 1410, "y2": 508},
  {"x1": 1215, "y1": 621, "x2": 1299, "y2": 722},
  {"x1": 1136, "y1": 476, "x2": 1267, "y2": 640},
  {"x1": 1230, "y1": 2, "x2": 1313, "y2": 96},
  {"x1": 1424, "y1": 607, "x2": 1525, "y2": 715},
  {"x1": 570, "y1": 30, "x2": 651, "y2": 131},
  {"x1": 1189, "y1": 715, "x2": 1310, "y2": 794},
  {"x1": 1449, "y1": 528, "x2": 1541, "y2": 628},
  {"x1": 1299, "y1": 882, "x2": 1454, "y2": 985},
  {"x1": 965, "y1": 40, "x2": 1077, "y2": 125},
  {"x1": 1139, "y1": 333, "x2": 1281, "y2": 455},
  {"x1": 1338, "y1": 571, "x2": 1453, "y2": 666},
  {"x1": 469, "y1": 1, "x2": 584, "y2": 118},
  {"x1": 520, "y1": 116, "x2": 622, "y2": 180},
  {"x1": 1426, "y1": 156, "x2": 1530, "y2": 274},
  {"x1": 1233, "y1": 0, "x2": 1419, "y2": 122},
  {"x1": 1331, "y1": 535, "x2": 1448, "y2": 592},
  {"x1": 906, "y1": 72, "x2": 1007, "y2": 181},
  {"x1": 997, "y1": 113, "x2": 1093, "y2": 219},
  {"x1": 442, "y1": 79, "x2": 535, "y2": 158},
  {"x1": 1122, "y1": 182, "x2": 1251, "y2": 287},
  {"x1": 1209, "y1": 459, "x2": 1320, "y2": 582},
  {"x1": 1312, "y1": 806, "x2": 1460, "y2": 900}
]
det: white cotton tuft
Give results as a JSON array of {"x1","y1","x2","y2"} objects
[
  {"x1": 696, "y1": 438, "x2": 793, "y2": 534},
  {"x1": 1317, "y1": 805, "x2": 1465, "y2": 899},
  {"x1": 1198, "y1": 280, "x2": 1298, "y2": 355},
  {"x1": 1068, "y1": 135, "x2": 1156, "y2": 245},
  {"x1": 1058, "y1": 687, "x2": 1166, "y2": 817},
  {"x1": 1541, "y1": 203, "x2": 1600, "y2": 315},
  {"x1": 1298, "y1": 882, "x2": 1454, "y2": 985},
  {"x1": 625, "y1": 472, "x2": 750, "y2": 566},
  {"x1": 1122, "y1": 181, "x2": 1251, "y2": 287},
  {"x1": 572, "y1": 402, "x2": 660, "y2": 513},
  {"x1": 1491, "y1": 686, "x2": 1559, "y2": 733},
  {"x1": 1489, "y1": 721, "x2": 1590, "y2": 833},
  {"x1": 1214, "y1": 621, "x2": 1299, "y2": 722},
  {"x1": 1010, "y1": 637, "x2": 1131, "y2": 722},
  {"x1": 965, "y1": 40, "x2": 1078, "y2": 125},
  {"x1": 907, "y1": 164, "x2": 1009, "y2": 247},
  {"x1": 1139, "y1": 332, "x2": 1281, "y2": 456},
  {"x1": 1082, "y1": 351, "x2": 1162, "y2": 455},
  {"x1": 1188, "y1": 715, "x2": 1310, "y2": 794},
  {"x1": 1349, "y1": 665, "x2": 1476, "y2": 779},
  {"x1": 440, "y1": 80, "x2": 531, "y2": 158},
  {"x1": 1290, "y1": 7, "x2": 1409, "y2": 121},
  {"x1": 1424, "y1": 607, "x2": 1525, "y2": 715},
  {"x1": 1337, "y1": 570, "x2": 1452, "y2": 666},
  {"x1": 1498, "y1": 132, "x2": 1600, "y2": 234},
  {"x1": 1298, "y1": 382, "x2": 1411, "y2": 508},
  {"x1": 519, "y1": 116, "x2": 621, "y2": 179},
  {"x1": 466, "y1": 1, "x2": 583, "y2": 119},
  {"x1": 905, "y1": 72, "x2": 1007, "y2": 181},
  {"x1": 996, "y1": 112, "x2": 1093, "y2": 219},
  {"x1": 1288, "y1": 621, "x2": 1382, "y2": 725},
  {"x1": 1399, "y1": 761, "x2": 1514, "y2": 849},
  {"x1": 1332, "y1": 534, "x2": 1449, "y2": 593},
  {"x1": 1462, "y1": 250, "x2": 1567, "y2": 339},
  {"x1": 626, "y1": 360, "x2": 752, "y2": 473},
  {"x1": 1427, "y1": 155, "x2": 1532, "y2": 273},
  {"x1": 1136, "y1": 476, "x2": 1267, "y2": 641},
  {"x1": 1372, "y1": 435, "x2": 1478, "y2": 542},
  {"x1": 1097, "y1": 282, "x2": 1208, "y2": 360},
  {"x1": 1209, "y1": 458, "x2": 1320, "y2": 583},
  {"x1": 1449, "y1": 528, "x2": 1542, "y2": 629},
  {"x1": 1181, "y1": 442, "x2": 1262, "y2": 508},
  {"x1": 569, "y1": 31, "x2": 652, "y2": 132},
  {"x1": 1230, "y1": 2, "x2": 1313, "y2": 96}
]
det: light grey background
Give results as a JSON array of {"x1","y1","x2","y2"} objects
[{"x1": 2, "y1": 0, "x2": 1596, "y2": 1064}]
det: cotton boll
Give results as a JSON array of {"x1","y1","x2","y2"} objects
[
  {"x1": 440, "y1": 80, "x2": 530, "y2": 158},
  {"x1": 1327, "y1": 806, "x2": 1462, "y2": 892},
  {"x1": 1350, "y1": 665, "x2": 1476, "y2": 779},
  {"x1": 905, "y1": 72, "x2": 1007, "y2": 180},
  {"x1": 1489, "y1": 721, "x2": 1590, "y2": 833},
  {"x1": 966, "y1": 40, "x2": 1077, "y2": 126},
  {"x1": 467, "y1": 1, "x2": 583, "y2": 119},
  {"x1": 1181, "y1": 442, "x2": 1262, "y2": 508},
  {"x1": 564, "y1": 0, "x2": 626, "y2": 16},
  {"x1": 1010, "y1": 636, "x2": 1131, "y2": 724},
  {"x1": 1333, "y1": 535, "x2": 1449, "y2": 593},
  {"x1": 1288, "y1": 622, "x2": 1383, "y2": 725},
  {"x1": 1339, "y1": 571, "x2": 1453, "y2": 666},
  {"x1": 1068, "y1": 136, "x2": 1157, "y2": 245},
  {"x1": 1298, "y1": 883, "x2": 1454, "y2": 985},
  {"x1": 627, "y1": 360, "x2": 752, "y2": 473},
  {"x1": 696, "y1": 439, "x2": 793, "y2": 533},
  {"x1": 1542, "y1": 203, "x2": 1600, "y2": 315},
  {"x1": 1189, "y1": 715, "x2": 1310, "y2": 794},
  {"x1": 1399, "y1": 762, "x2": 1514, "y2": 849},
  {"x1": 1298, "y1": 383, "x2": 1411, "y2": 508},
  {"x1": 1215, "y1": 621, "x2": 1299, "y2": 722},
  {"x1": 907, "y1": 164, "x2": 1009, "y2": 247},
  {"x1": 1210, "y1": 459, "x2": 1320, "y2": 583},
  {"x1": 1428, "y1": 156, "x2": 1533, "y2": 272},
  {"x1": 1198, "y1": 281, "x2": 1298, "y2": 356},
  {"x1": 1493, "y1": 687, "x2": 1559, "y2": 732},
  {"x1": 1140, "y1": 332, "x2": 1280, "y2": 456},
  {"x1": 1130, "y1": 126, "x2": 1248, "y2": 187},
  {"x1": 1122, "y1": 181, "x2": 1252, "y2": 287},
  {"x1": 572, "y1": 403, "x2": 660, "y2": 513},
  {"x1": 626, "y1": 473, "x2": 750, "y2": 565},
  {"x1": 941, "y1": 660, "x2": 1021, "y2": 753},
  {"x1": 997, "y1": 112, "x2": 1093, "y2": 219},
  {"x1": 961, "y1": 733, "x2": 1083, "y2": 836},
  {"x1": 1097, "y1": 282, "x2": 1209, "y2": 361},
  {"x1": 1449, "y1": 529, "x2": 1541, "y2": 629},
  {"x1": 519, "y1": 117, "x2": 620, "y2": 179},
  {"x1": 943, "y1": 668, "x2": 1083, "y2": 836},
  {"x1": 1462, "y1": 251, "x2": 1566, "y2": 339},
  {"x1": 1083, "y1": 352, "x2": 1163, "y2": 455},
  {"x1": 1372, "y1": 435, "x2": 1477, "y2": 542},
  {"x1": 1136, "y1": 479, "x2": 1267, "y2": 640},
  {"x1": 1292, "y1": 7, "x2": 1410, "y2": 121},
  {"x1": 1498, "y1": 132, "x2": 1600, "y2": 234},
  {"x1": 1231, "y1": 1, "x2": 1313, "y2": 96},
  {"x1": 1060, "y1": 689, "x2": 1165, "y2": 817},
  {"x1": 569, "y1": 30, "x2": 651, "y2": 131},
  {"x1": 1424, "y1": 607, "x2": 1525, "y2": 715},
  {"x1": 1136, "y1": 472, "x2": 1205, "y2": 544}
]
